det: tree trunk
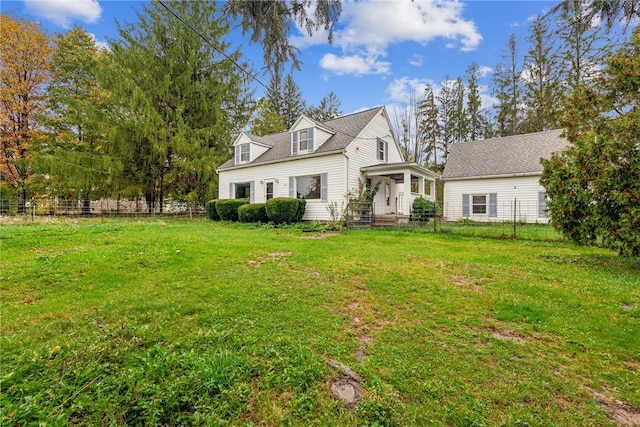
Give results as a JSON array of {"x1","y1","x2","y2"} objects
[{"x1": 17, "y1": 188, "x2": 27, "y2": 215}]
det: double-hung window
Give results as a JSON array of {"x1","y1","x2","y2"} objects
[
  {"x1": 240, "y1": 144, "x2": 249, "y2": 162},
  {"x1": 472, "y1": 195, "x2": 487, "y2": 214},
  {"x1": 292, "y1": 128, "x2": 314, "y2": 155},
  {"x1": 299, "y1": 130, "x2": 309, "y2": 151},
  {"x1": 377, "y1": 138, "x2": 385, "y2": 161}
]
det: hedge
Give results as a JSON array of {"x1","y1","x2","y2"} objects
[
  {"x1": 205, "y1": 200, "x2": 219, "y2": 221},
  {"x1": 238, "y1": 203, "x2": 268, "y2": 223},
  {"x1": 411, "y1": 196, "x2": 436, "y2": 222},
  {"x1": 296, "y1": 198, "x2": 307, "y2": 221},
  {"x1": 215, "y1": 199, "x2": 249, "y2": 221},
  {"x1": 265, "y1": 197, "x2": 300, "y2": 224}
]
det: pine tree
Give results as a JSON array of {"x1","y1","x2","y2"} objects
[
  {"x1": 306, "y1": 91, "x2": 342, "y2": 122},
  {"x1": 40, "y1": 27, "x2": 110, "y2": 215},
  {"x1": 417, "y1": 85, "x2": 440, "y2": 168},
  {"x1": 250, "y1": 98, "x2": 286, "y2": 136},
  {"x1": 465, "y1": 62, "x2": 484, "y2": 141},
  {"x1": 493, "y1": 34, "x2": 524, "y2": 136},
  {"x1": 103, "y1": 1, "x2": 253, "y2": 209},
  {"x1": 555, "y1": 0, "x2": 609, "y2": 89},
  {"x1": 0, "y1": 15, "x2": 52, "y2": 213},
  {"x1": 522, "y1": 14, "x2": 563, "y2": 132},
  {"x1": 281, "y1": 74, "x2": 306, "y2": 127}
]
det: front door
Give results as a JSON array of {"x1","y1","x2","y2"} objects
[{"x1": 266, "y1": 181, "x2": 274, "y2": 200}]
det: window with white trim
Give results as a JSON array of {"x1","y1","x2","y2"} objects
[
  {"x1": 299, "y1": 130, "x2": 309, "y2": 151},
  {"x1": 292, "y1": 128, "x2": 314, "y2": 155},
  {"x1": 240, "y1": 144, "x2": 249, "y2": 162},
  {"x1": 472, "y1": 195, "x2": 487, "y2": 214},
  {"x1": 296, "y1": 175, "x2": 321, "y2": 200},
  {"x1": 377, "y1": 138, "x2": 385, "y2": 161}
]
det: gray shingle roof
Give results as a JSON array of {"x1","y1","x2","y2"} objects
[
  {"x1": 218, "y1": 107, "x2": 383, "y2": 170},
  {"x1": 441, "y1": 129, "x2": 568, "y2": 180}
]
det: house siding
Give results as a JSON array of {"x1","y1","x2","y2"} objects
[
  {"x1": 218, "y1": 153, "x2": 345, "y2": 220},
  {"x1": 291, "y1": 117, "x2": 332, "y2": 152},
  {"x1": 443, "y1": 175, "x2": 550, "y2": 223},
  {"x1": 344, "y1": 109, "x2": 403, "y2": 196},
  {"x1": 233, "y1": 134, "x2": 270, "y2": 162}
]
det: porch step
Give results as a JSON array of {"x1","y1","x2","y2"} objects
[{"x1": 374, "y1": 216, "x2": 398, "y2": 228}]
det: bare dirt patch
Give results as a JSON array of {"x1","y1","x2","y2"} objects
[
  {"x1": 247, "y1": 251, "x2": 291, "y2": 267},
  {"x1": 324, "y1": 356, "x2": 364, "y2": 409},
  {"x1": 490, "y1": 327, "x2": 527, "y2": 344},
  {"x1": 447, "y1": 274, "x2": 483, "y2": 293},
  {"x1": 299, "y1": 232, "x2": 339, "y2": 239},
  {"x1": 593, "y1": 390, "x2": 640, "y2": 426}
]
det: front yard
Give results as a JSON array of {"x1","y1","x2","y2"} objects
[{"x1": 1, "y1": 219, "x2": 638, "y2": 425}]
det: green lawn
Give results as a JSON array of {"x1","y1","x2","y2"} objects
[{"x1": 1, "y1": 219, "x2": 639, "y2": 426}]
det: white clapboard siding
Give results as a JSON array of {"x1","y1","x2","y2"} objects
[
  {"x1": 218, "y1": 153, "x2": 345, "y2": 220},
  {"x1": 344, "y1": 109, "x2": 403, "y2": 194},
  {"x1": 233, "y1": 134, "x2": 270, "y2": 163},
  {"x1": 443, "y1": 176, "x2": 550, "y2": 223}
]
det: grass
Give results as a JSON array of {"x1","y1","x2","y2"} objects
[{"x1": 1, "y1": 218, "x2": 639, "y2": 426}]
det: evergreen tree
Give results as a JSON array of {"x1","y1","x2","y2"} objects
[
  {"x1": 555, "y1": 0, "x2": 609, "y2": 89},
  {"x1": 0, "y1": 15, "x2": 52, "y2": 213},
  {"x1": 453, "y1": 76, "x2": 467, "y2": 144},
  {"x1": 250, "y1": 98, "x2": 286, "y2": 136},
  {"x1": 417, "y1": 85, "x2": 440, "y2": 168},
  {"x1": 522, "y1": 14, "x2": 562, "y2": 132},
  {"x1": 541, "y1": 28, "x2": 640, "y2": 256},
  {"x1": 492, "y1": 34, "x2": 523, "y2": 136},
  {"x1": 103, "y1": 1, "x2": 252, "y2": 210},
  {"x1": 281, "y1": 74, "x2": 306, "y2": 127},
  {"x1": 306, "y1": 91, "x2": 342, "y2": 122},
  {"x1": 266, "y1": 72, "x2": 285, "y2": 119},
  {"x1": 437, "y1": 77, "x2": 457, "y2": 163},
  {"x1": 465, "y1": 62, "x2": 484, "y2": 141},
  {"x1": 40, "y1": 27, "x2": 110, "y2": 215}
]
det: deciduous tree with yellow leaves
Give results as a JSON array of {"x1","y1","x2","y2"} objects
[{"x1": 0, "y1": 15, "x2": 53, "y2": 213}]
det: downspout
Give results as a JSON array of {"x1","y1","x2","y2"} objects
[{"x1": 344, "y1": 151, "x2": 350, "y2": 205}]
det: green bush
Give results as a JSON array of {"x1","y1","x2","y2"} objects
[
  {"x1": 215, "y1": 199, "x2": 249, "y2": 221},
  {"x1": 411, "y1": 196, "x2": 436, "y2": 222},
  {"x1": 265, "y1": 197, "x2": 300, "y2": 225},
  {"x1": 238, "y1": 203, "x2": 268, "y2": 223},
  {"x1": 296, "y1": 198, "x2": 307, "y2": 221},
  {"x1": 205, "y1": 200, "x2": 219, "y2": 221}
]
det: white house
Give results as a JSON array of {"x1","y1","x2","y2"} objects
[
  {"x1": 216, "y1": 106, "x2": 439, "y2": 221},
  {"x1": 441, "y1": 129, "x2": 568, "y2": 223}
]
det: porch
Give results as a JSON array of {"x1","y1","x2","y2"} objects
[{"x1": 361, "y1": 162, "x2": 439, "y2": 217}]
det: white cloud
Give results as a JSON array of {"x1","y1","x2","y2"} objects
[
  {"x1": 408, "y1": 54, "x2": 423, "y2": 67},
  {"x1": 24, "y1": 0, "x2": 102, "y2": 28},
  {"x1": 319, "y1": 53, "x2": 391, "y2": 76},
  {"x1": 478, "y1": 65, "x2": 493, "y2": 77},
  {"x1": 88, "y1": 33, "x2": 109, "y2": 51},
  {"x1": 291, "y1": 0, "x2": 482, "y2": 76},
  {"x1": 386, "y1": 77, "x2": 435, "y2": 103}
]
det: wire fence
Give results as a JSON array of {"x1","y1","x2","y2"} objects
[{"x1": 0, "y1": 198, "x2": 207, "y2": 219}]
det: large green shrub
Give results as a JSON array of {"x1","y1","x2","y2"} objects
[
  {"x1": 238, "y1": 203, "x2": 268, "y2": 223},
  {"x1": 411, "y1": 196, "x2": 436, "y2": 222},
  {"x1": 215, "y1": 199, "x2": 249, "y2": 221},
  {"x1": 265, "y1": 197, "x2": 300, "y2": 225},
  {"x1": 295, "y1": 198, "x2": 307, "y2": 221},
  {"x1": 205, "y1": 200, "x2": 219, "y2": 221}
]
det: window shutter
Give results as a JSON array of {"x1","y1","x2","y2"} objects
[
  {"x1": 234, "y1": 146, "x2": 239, "y2": 164},
  {"x1": 489, "y1": 193, "x2": 498, "y2": 217},
  {"x1": 321, "y1": 173, "x2": 328, "y2": 202},
  {"x1": 462, "y1": 194, "x2": 470, "y2": 217},
  {"x1": 229, "y1": 183, "x2": 234, "y2": 199},
  {"x1": 247, "y1": 144, "x2": 250, "y2": 162},
  {"x1": 308, "y1": 128, "x2": 315, "y2": 152},
  {"x1": 250, "y1": 180, "x2": 255, "y2": 203},
  {"x1": 385, "y1": 141, "x2": 389, "y2": 162},
  {"x1": 292, "y1": 132, "x2": 298, "y2": 155},
  {"x1": 538, "y1": 191, "x2": 547, "y2": 217},
  {"x1": 289, "y1": 176, "x2": 295, "y2": 198}
]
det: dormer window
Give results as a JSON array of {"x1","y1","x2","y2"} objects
[
  {"x1": 292, "y1": 128, "x2": 315, "y2": 155},
  {"x1": 235, "y1": 143, "x2": 250, "y2": 164},
  {"x1": 299, "y1": 130, "x2": 309, "y2": 151}
]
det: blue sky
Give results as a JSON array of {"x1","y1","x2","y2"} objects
[{"x1": 4, "y1": 0, "x2": 563, "y2": 116}]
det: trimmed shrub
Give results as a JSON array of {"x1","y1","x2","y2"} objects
[
  {"x1": 205, "y1": 200, "x2": 219, "y2": 221},
  {"x1": 215, "y1": 199, "x2": 249, "y2": 221},
  {"x1": 265, "y1": 197, "x2": 300, "y2": 225},
  {"x1": 411, "y1": 196, "x2": 436, "y2": 222},
  {"x1": 295, "y1": 198, "x2": 307, "y2": 221},
  {"x1": 238, "y1": 203, "x2": 268, "y2": 223}
]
